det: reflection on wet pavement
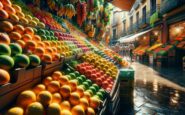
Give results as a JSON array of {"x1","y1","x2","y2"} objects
[{"x1": 119, "y1": 62, "x2": 185, "y2": 115}]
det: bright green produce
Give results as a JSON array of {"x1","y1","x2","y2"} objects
[
  {"x1": 14, "y1": 54, "x2": 30, "y2": 68},
  {"x1": 29, "y1": 55, "x2": 41, "y2": 67},
  {"x1": 9, "y1": 43, "x2": 22, "y2": 56},
  {"x1": 0, "y1": 55, "x2": 14, "y2": 70},
  {"x1": 0, "y1": 44, "x2": 11, "y2": 56}
]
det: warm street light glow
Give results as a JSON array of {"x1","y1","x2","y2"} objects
[
  {"x1": 154, "y1": 31, "x2": 158, "y2": 36},
  {"x1": 175, "y1": 27, "x2": 181, "y2": 33}
]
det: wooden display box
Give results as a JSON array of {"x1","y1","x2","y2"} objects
[
  {"x1": 0, "y1": 77, "x2": 41, "y2": 110},
  {"x1": 42, "y1": 57, "x2": 64, "y2": 77},
  {"x1": 0, "y1": 66, "x2": 42, "y2": 96}
]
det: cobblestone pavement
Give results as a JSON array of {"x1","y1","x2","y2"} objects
[{"x1": 119, "y1": 62, "x2": 185, "y2": 115}]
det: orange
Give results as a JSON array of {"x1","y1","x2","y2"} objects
[
  {"x1": 16, "y1": 90, "x2": 36, "y2": 108},
  {"x1": 43, "y1": 76, "x2": 53, "y2": 86},
  {"x1": 89, "y1": 97, "x2": 101, "y2": 109},
  {"x1": 76, "y1": 86, "x2": 84, "y2": 98},
  {"x1": 68, "y1": 80, "x2": 78, "y2": 92},
  {"x1": 43, "y1": 41, "x2": 50, "y2": 47},
  {"x1": 22, "y1": 34, "x2": 32, "y2": 42},
  {"x1": 1, "y1": 0, "x2": 12, "y2": 6},
  {"x1": 26, "y1": 102, "x2": 44, "y2": 115},
  {"x1": 9, "y1": 31, "x2": 21, "y2": 41},
  {"x1": 59, "y1": 85, "x2": 71, "y2": 98},
  {"x1": 52, "y1": 93, "x2": 62, "y2": 103},
  {"x1": 0, "y1": 32, "x2": 10, "y2": 45},
  {"x1": 6, "y1": 107, "x2": 24, "y2": 115},
  {"x1": 33, "y1": 35, "x2": 41, "y2": 42},
  {"x1": 86, "y1": 107, "x2": 95, "y2": 115},
  {"x1": 0, "y1": 2, "x2": 3, "y2": 9},
  {"x1": 24, "y1": 27, "x2": 34, "y2": 36},
  {"x1": 0, "y1": 21, "x2": 13, "y2": 32},
  {"x1": 52, "y1": 53, "x2": 60, "y2": 61},
  {"x1": 42, "y1": 54, "x2": 52, "y2": 63},
  {"x1": 12, "y1": 4, "x2": 22, "y2": 12},
  {"x1": 9, "y1": 13, "x2": 19, "y2": 22},
  {"x1": 37, "y1": 42, "x2": 45, "y2": 48},
  {"x1": 16, "y1": 11, "x2": 25, "y2": 18},
  {"x1": 52, "y1": 71, "x2": 62, "y2": 80},
  {"x1": 3, "y1": 5, "x2": 15, "y2": 14},
  {"x1": 47, "y1": 81, "x2": 60, "y2": 93},
  {"x1": 37, "y1": 91, "x2": 52, "y2": 106},
  {"x1": 47, "y1": 103, "x2": 61, "y2": 115},
  {"x1": 80, "y1": 98, "x2": 89, "y2": 110},
  {"x1": 83, "y1": 91, "x2": 91, "y2": 102},
  {"x1": 71, "y1": 105, "x2": 85, "y2": 115},
  {"x1": 25, "y1": 40, "x2": 37, "y2": 51},
  {"x1": 60, "y1": 101, "x2": 71, "y2": 110},
  {"x1": 33, "y1": 47, "x2": 45, "y2": 58},
  {"x1": 0, "y1": 69, "x2": 10, "y2": 85},
  {"x1": 0, "y1": 9, "x2": 9, "y2": 19},
  {"x1": 58, "y1": 75, "x2": 69, "y2": 85},
  {"x1": 19, "y1": 17, "x2": 28, "y2": 24},
  {"x1": 61, "y1": 110, "x2": 72, "y2": 115},
  {"x1": 16, "y1": 40, "x2": 25, "y2": 48},
  {"x1": 13, "y1": 24, "x2": 25, "y2": 34},
  {"x1": 33, "y1": 84, "x2": 46, "y2": 95},
  {"x1": 69, "y1": 92, "x2": 80, "y2": 106},
  {"x1": 45, "y1": 47, "x2": 53, "y2": 55}
]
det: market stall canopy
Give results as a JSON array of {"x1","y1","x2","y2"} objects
[
  {"x1": 111, "y1": 0, "x2": 136, "y2": 11},
  {"x1": 118, "y1": 29, "x2": 152, "y2": 43}
]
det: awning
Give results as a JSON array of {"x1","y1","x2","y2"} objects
[
  {"x1": 111, "y1": 0, "x2": 136, "y2": 11},
  {"x1": 118, "y1": 29, "x2": 152, "y2": 43}
]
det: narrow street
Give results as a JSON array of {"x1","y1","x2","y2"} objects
[{"x1": 119, "y1": 62, "x2": 185, "y2": 115}]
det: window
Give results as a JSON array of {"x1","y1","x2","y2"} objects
[
  {"x1": 130, "y1": 16, "x2": 133, "y2": 31},
  {"x1": 113, "y1": 29, "x2": 117, "y2": 39},
  {"x1": 142, "y1": 6, "x2": 146, "y2": 24},
  {"x1": 136, "y1": 12, "x2": 139, "y2": 27},
  {"x1": 150, "y1": 0, "x2": 156, "y2": 15}
]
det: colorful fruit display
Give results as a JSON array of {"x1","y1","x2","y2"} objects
[{"x1": 6, "y1": 70, "x2": 106, "y2": 115}]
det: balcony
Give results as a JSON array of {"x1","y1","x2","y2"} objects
[
  {"x1": 139, "y1": 11, "x2": 150, "y2": 28},
  {"x1": 160, "y1": 0, "x2": 185, "y2": 14}
]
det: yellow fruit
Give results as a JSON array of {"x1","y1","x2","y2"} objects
[
  {"x1": 26, "y1": 102, "x2": 44, "y2": 115},
  {"x1": 58, "y1": 75, "x2": 69, "y2": 85},
  {"x1": 61, "y1": 110, "x2": 72, "y2": 115},
  {"x1": 80, "y1": 98, "x2": 89, "y2": 110},
  {"x1": 47, "y1": 103, "x2": 61, "y2": 115},
  {"x1": 86, "y1": 107, "x2": 95, "y2": 115},
  {"x1": 60, "y1": 101, "x2": 71, "y2": 110},
  {"x1": 69, "y1": 92, "x2": 80, "y2": 106},
  {"x1": 59, "y1": 85, "x2": 71, "y2": 98},
  {"x1": 52, "y1": 71, "x2": 62, "y2": 80},
  {"x1": 16, "y1": 90, "x2": 36, "y2": 108},
  {"x1": 6, "y1": 107, "x2": 24, "y2": 115},
  {"x1": 33, "y1": 84, "x2": 46, "y2": 95},
  {"x1": 43, "y1": 76, "x2": 52, "y2": 86},
  {"x1": 52, "y1": 93, "x2": 62, "y2": 103},
  {"x1": 37, "y1": 91, "x2": 52, "y2": 106},
  {"x1": 71, "y1": 105, "x2": 85, "y2": 115},
  {"x1": 47, "y1": 81, "x2": 60, "y2": 93},
  {"x1": 89, "y1": 97, "x2": 101, "y2": 109},
  {"x1": 68, "y1": 80, "x2": 78, "y2": 92},
  {"x1": 76, "y1": 86, "x2": 84, "y2": 98},
  {"x1": 83, "y1": 91, "x2": 91, "y2": 102}
]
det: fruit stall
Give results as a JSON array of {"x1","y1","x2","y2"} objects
[{"x1": 0, "y1": 0, "x2": 131, "y2": 115}]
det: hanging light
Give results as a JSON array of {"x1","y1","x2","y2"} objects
[{"x1": 154, "y1": 31, "x2": 158, "y2": 36}]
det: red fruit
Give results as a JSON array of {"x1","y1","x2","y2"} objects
[{"x1": 102, "y1": 81, "x2": 109, "y2": 88}]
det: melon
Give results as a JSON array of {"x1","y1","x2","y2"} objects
[
  {"x1": 37, "y1": 91, "x2": 52, "y2": 106},
  {"x1": 42, "y1": 54, "x2": 52, "y2": 63},
  {"x1": 24, "y1": 27, "x2": 34, "y2": 35},
  {"x1": 59, "y1": 85, "x2": 71, "y2": 98},
  {"x1": 0, "y1": 55, "x2": 14, "y2": 70},
  {"x1": 47, "y1": 103, "x2": 61, "y2": 115},
  {"x1": 52, "y1": 71, "x2": 62, "y2": 80},
  {"x1": 9, "y1": 31, "x2": 21, "y2": 41},
  {"x1": 25, "y1": 40, "x2": 37, "y2": 51},
  {"x1": 16, "y1": 40, "x2": 25, "y2": 48},
  {"x1": 14, "y1": 54, "x2": 30, "y2": 68},
  {"x1": 29, "y1": 54, "x2": 41, "y2": 67},
  {"x1": 47, "y1": 81, "x2": 60, "y2": 93},
  {"x1": 33, "y1": 84, "x2": 46, "y2": 95},
  {"x1": 43, "y1": 76, "x2": 53, "y2": 86},
  {"x1": 71, "y1": 105, "x2": 85, "y2": 115},
  {"x1": 26, "y1": 102, "x2": 44, "y2": 115},
  {"x1": 9, "y1": 13, "x2": 19, "y2": 22},
  {"x1": 12, "y1": 4, "x2": 22, "y2": 12},
  {"x1": 33, "y1": 47, "x2": 45, "y2": 58},
  {"x1": 60, "y1": 101, "x2": 71, "y2": 110},
  {"x1": 3, "y1": 5, "x2": 15, "y2": 14},
  {"x1": 37, "y1": 29, "x2": 45, "y2": 35},
  {"x1": 61, "y1": 110, "x2": 72, "y2": 115},
  {"x1": 16, "y1": 90, "x2": 36, "y2": 108},
  {"x1": 22, "y1": 34, "x2": 32, "y2": 42},
  {"x1": 86, "y1": 107, "x2": 95, "y2": 115},
  {"x1": 69, "y1": 92, "x2": 80, "y2": 105},
  {"x1": 9, "y1": 43, "x2": 22, "y2": 56},
  {"x1": 0, "y1": 43, "x2": 11, "y2": 55},
  {"x1": 0, "y1": 69, "x2": 10, "y2": 85},
  {"x1": 0, "y1": 9, "x2": 9, "y2": 19},
  {"x1": 6, "y1": 107, "x2": 24, "y2": 115},
  {"x1": 0, "y1": 21, "x2": 13, "y2": 32},
  {"x1": 52, "y1": 93, "x2": 62, "y2": 103},
  {"x1": 13, "y1": 25, "x2": 25, "y2": 34}
]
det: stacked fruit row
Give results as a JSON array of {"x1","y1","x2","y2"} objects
[
  {"x1": 0, "y1": 0, "x2": 45, "y2": 28},
  {"x1": 6, "y1": 70, "x2": 106, "y2": 115},
  {"x1": 81, "y1": 52, "x2": 118, "y2": 79},
  {"x1": 76, "y1": 62, "x2": 114, "y2": 92}
]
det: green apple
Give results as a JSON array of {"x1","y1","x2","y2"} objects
[
  {"x1": 69, "y1": 73, "x2": 76, "y2": 79},
  {"x1": 89, "y1": 87, "x2": 96, "y2": 95},
  {"x1": 65, "y1": 75, "x2": 72, "y2": 80},
  {"x1": 96, "y1": 92, "x2": 104, "y2": 100},
  {"x1": 86, "y1": 79, "x2": 92, "y2": 86},
  {"x1": 79, "y1": 75, "x2": 86, "y2": 82},
  {"x1": 74, "y1": 71, "x2": 80, "y2": 77},
  {"x1": 92, "y1": 84, "x2": 100, "y2": 91},
  {"x1": 76, "y1": 77, "x2": 83, "y2": 85},
  {"x1": 86, "y1": 89, "x2": 94, "y2": 96},
  {"x1": 82, "y1": 82, "x2": 90, "y2": 89}
]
